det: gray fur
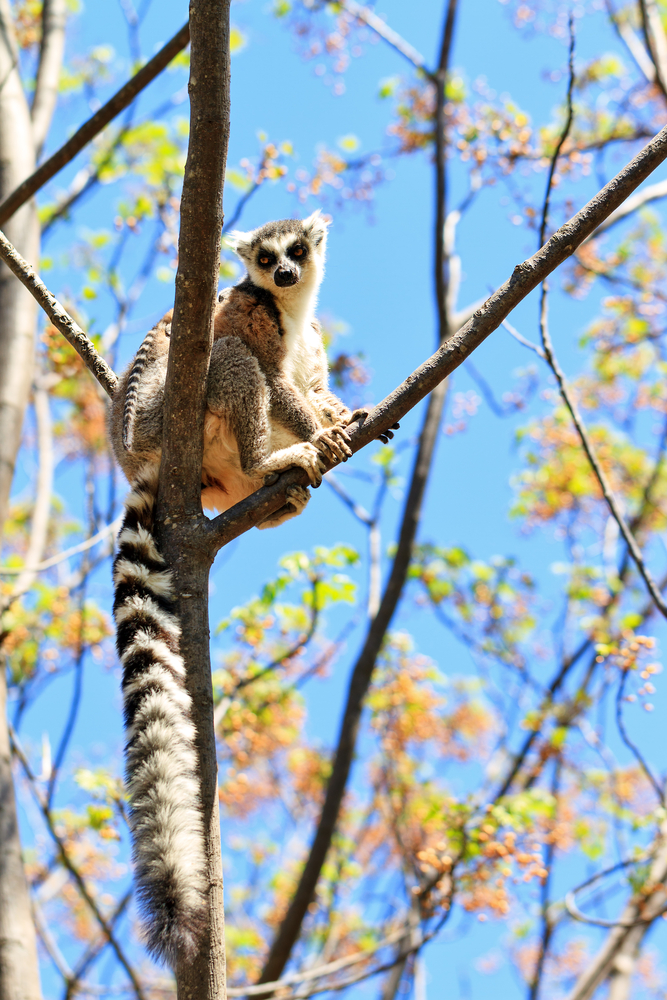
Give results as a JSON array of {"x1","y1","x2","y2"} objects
[{"x1": 108, "y1": 213, "x2": 354, "y2": 966}]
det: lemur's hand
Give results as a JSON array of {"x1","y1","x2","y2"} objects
[
  {"x1": 349, "y1": 408, "x2": 400, "y2": 445},
  {"x1": 313, "y1": 424, "x2": 353, "y2": 464}
]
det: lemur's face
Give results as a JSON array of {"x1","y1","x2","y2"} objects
[{"x1": 228, "y1": 211, "x2": 329, "y2": 296}]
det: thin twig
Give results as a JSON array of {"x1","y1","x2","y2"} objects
[
  {"x1": 539, "y1": 285, "x2": 667, "y2": 620},
  {"x1": 538, "y1": 15, "x2": 576, "y2": 248},
  {"x1": 9, "y1": 725, "x2": 146, "y2": 1000},
  {"x1": 0, "y1": 229, "x2": 117, "y2": 397},
  {"x1": 0, "y1": 22, "x2": 190, "y2": 225},
  {"x1": 615, "y1": 669, "x2": 664, "y2": 802},
  {"x1": 0, "y1": 515, "x2": 121, "y2": 576}
]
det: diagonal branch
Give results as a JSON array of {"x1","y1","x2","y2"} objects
[
  {"x1": 0, "y1": 229, "x2": 117, "y2": 397},
  {"x1": 204, "y1": 120, "x2": 667, "y2": 555},
  {"x1": 0, "y1": 21, "x2": 190, "y2": 226}
]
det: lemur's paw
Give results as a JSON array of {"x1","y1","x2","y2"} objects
[
  {"x1": 291, "y1": 442, "x2": 326, "y2": 487},
  {"x1": 349, "y1": 408, "x2": 400, "y2": 444},
  {"x1": 313, "y1": 424, "x2": 353, "y2": 464}
]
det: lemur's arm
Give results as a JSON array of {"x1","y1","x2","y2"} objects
[
  {"x1": 267, "y1": 372, "x2": 352, "y2": 465},
  {"x1": 305, "y1": 321, "x2": 352, "y2": 425}
]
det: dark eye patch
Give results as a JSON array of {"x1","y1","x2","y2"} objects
[
  {"x1": 287, "y1": 243, "x2": 308, "y2": 260},
  {"x1": 257, "y1": 251, "x2": 276, "y2": 268}
]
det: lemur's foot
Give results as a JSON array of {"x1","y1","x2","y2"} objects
[
  {"x1": 313, "y1": 424, "x2": 353, "y2": 464},
  {"x1": 257, "y1": 485, "x2": 311, "y2": 529},
  {"x1": 255, "y1": 442, "x2": 325, "y2": 488},
  {"x1": 349, "y1": 408, "x2": 400, "y2": 445}
]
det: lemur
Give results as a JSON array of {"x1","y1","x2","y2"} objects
[{"x1": 109, "y1": 212, "x2": 357, "y2": 965}]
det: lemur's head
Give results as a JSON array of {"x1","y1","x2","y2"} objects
[{"x1": 227, "y1": 211, "x2": 329, "y2": 297}]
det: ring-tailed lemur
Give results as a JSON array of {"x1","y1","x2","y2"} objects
[{"x1": 109, "y1": 212, "x2": 356, "y2": 965}]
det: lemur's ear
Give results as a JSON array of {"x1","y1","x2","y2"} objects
[
  {"x1": 224, "y1": 230, "x2": 253, "y2": 258},
  {"x1": 303, "y1": 209, "x2": 330, "y2": 247}
]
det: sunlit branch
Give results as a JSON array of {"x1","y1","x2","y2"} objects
[
  {"x1": 501, "y1": 318, "x2": 545, "y2": 358},
  {"x1": 0, "y1": 515, "x2": 121, "y2": 577},
  {"x1": 32, "y1": 0, "x2": 68, "y2": 157},
  {"x1": 9, "y1": 725, "x2": 146, "y2": 1000},
  {"x1": 0, "y1": 229, "x2": 117, "y2": 397},
  {"x1": 587, "y1": 177, "x2": 667, "y2": 238},
  {"x1": 0, "y1": 22, "x2": 190, "y2": 225},
  {"x1": 605, "y1": 0, "x2": 656, "y2": 81},
  {"x1": 336, "y1": 0, "x2": 433, "y2": 78},
  {"x1": 639, "y1": 0, "x2": 667, "y2": 99},
  {"x1": 564, "y1": 830, "x2": 667, "y2": 1000},
  {"x1": 227, "y1": 918, "x2": 429, "y2": 998}
]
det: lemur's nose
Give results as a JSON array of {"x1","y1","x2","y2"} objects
[{"x1": 274, "y1": 267, "x2": 298, "y2": 287}]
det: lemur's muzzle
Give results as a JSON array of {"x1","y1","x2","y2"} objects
[{"x1": 274, "y1": 267, "x2": 299, "y2": 287}]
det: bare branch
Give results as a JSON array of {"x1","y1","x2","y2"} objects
[
  {"x1": 31, "y1": 0, "x2": 67, "y2": 156},
  {"x1": 538, "y1": 15, "x2": 575, "y2": 248},
  {"x1": 0, "y1": 22, "x2": 190, "y2": 226},
  {"x1": 0, "y1": 229, "x2": 117, "y2": 397}
]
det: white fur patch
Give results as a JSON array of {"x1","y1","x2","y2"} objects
[{"x1": 113, "y1": 558, "x2": 174, "y2": 598}]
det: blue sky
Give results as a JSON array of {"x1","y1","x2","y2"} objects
[{"x1": 9, "y1": 0, "x2": 667, "y2": 995}]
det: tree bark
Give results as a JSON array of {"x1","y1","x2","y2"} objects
[{"x1": 154, "y1": 1, "x2": 231, "y2": 996}]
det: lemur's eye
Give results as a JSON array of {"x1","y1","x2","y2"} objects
[
  {"x1": 260, "y1": 256, "x2": 269, "y2": 264},
  {"x1": 289, "y1": 244, "x2": 307, "y2": 259},
  {"x1": 257, "y1": 252, "x2": 275, "y2": 268},
  {"x1": 293, "y1": 246, "x2": 304, "y2": 256}
]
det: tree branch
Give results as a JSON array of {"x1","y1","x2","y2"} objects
[
  {"x1": 337, "y1": 0, "x2": 433, "y2": 77},
  {"x1": 0, "y1": 228, "x2": 117, "y2": 397},
  {"x1": 586, "y1": 177, "x2": 667, "y2": 238},
  {"x1": 31, "y1": 0, "x2": 67, "y2": 156},
  {"x1": 0, "y1": 21, "x2": 190, "y2": 226},
  {"x1": 564, "y1": 829, "x2": 667, "y2": 1000}
]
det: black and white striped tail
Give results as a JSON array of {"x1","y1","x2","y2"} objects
[
  {"x1": 122, "y1": 326, "x2": 158, "y2": 452},
  {"x1": 113, "y1": 465, "x2": 207, "y2": 965}
]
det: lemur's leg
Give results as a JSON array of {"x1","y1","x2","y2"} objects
[{"x1": 206, "y1": 337, "x2": 325, "y2": 486}]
